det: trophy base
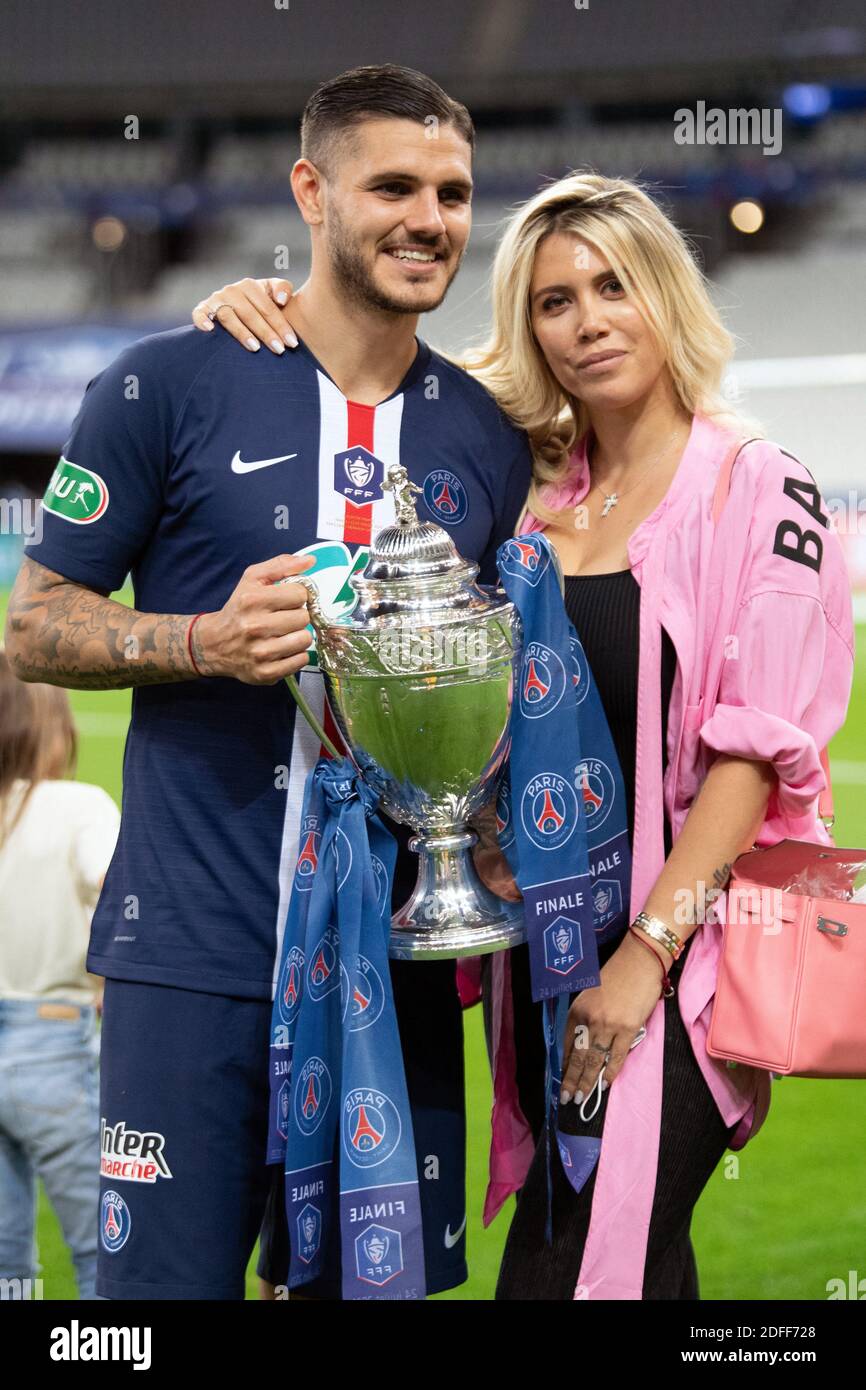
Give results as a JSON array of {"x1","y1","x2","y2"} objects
[{"x1": 388, "y1": 830, "x2": 526, "y2": 961}]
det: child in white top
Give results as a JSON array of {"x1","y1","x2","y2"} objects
[{"x1": 0, "y1": 649, "x2": 119, "y2": 1299}]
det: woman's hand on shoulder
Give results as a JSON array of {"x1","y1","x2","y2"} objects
[{"x1": 191, "y1": 277, "x2": 298, "y2": 353}]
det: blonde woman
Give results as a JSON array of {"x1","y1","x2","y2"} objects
[
  {"x1": 0, "y1": 651, "x2": 119, "y2": 1298},
  {"x1": 191, "y1": 172, "x2": 853, "y2": 1300}
]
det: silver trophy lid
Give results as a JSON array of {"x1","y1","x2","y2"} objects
[{"x1": 345, "y1": 465, "x2": 502, "y2": 624}]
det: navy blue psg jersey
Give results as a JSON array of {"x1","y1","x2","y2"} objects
[{"x1": 26, "y1": 326, "x2": 532, "y2": 999}]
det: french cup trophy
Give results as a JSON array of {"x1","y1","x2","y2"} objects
[{"x1": 295, "y1": 464, "x2": 527, "y2": 961}]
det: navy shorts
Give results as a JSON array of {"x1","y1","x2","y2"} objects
[{"x1": 96, "y1": 960, "x2": 466, "y2": 1301}]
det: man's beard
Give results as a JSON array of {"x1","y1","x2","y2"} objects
[{"x1": 326, "y1": 205, "x2": 461, "y2": 315}]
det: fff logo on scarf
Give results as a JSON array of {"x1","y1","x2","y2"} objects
[
  {"x1": 333, "y1": 446, "x2": 384, "y2": 502},
  {"x1": 342, "y1": 1088, "x2": 402, "y2": 1168},
  {"x1": 275, "y1": 1079, "x2": 291, "y2": 1140},
  {"x1": 574, "y1": 757, "x2": 616, "y2": 832},
  {"x1": 278, "y1": 946, "x2": 304, "y2": 1026},
  {"x1": 355, "y1": 1224, "x2": 404, "y2": 1288},
  {"x1": 543, "y1": 915, "x2": 584, "y2": 975},
  {"x1": 498, "y1": 536, "x2": 550, "y2": 587},
  {"x1": 294, "y1": 816, "x2": 320, "y2": 891},
  {"x1": 294, "y1": 1057, "x2": 332, "y2": 1135},
  {"x1": 296, "y1": 1204, "x2": 323, "y2": 1265},
  {"x1": 520, "y1": 773, "x2": 579, "y2": 851},
  {"x1": 520, "y1": 641, "x2": 568, "y2": 719}
]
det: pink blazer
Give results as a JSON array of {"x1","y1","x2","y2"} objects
[{"x1": 483, "y1": 410, "x2": 855, "y2": 1299}]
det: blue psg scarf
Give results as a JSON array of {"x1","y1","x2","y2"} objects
[
  {"x1": 496, "y1": 533, "x2": 631, "y2": 1205},
  {"x1": 267, "y1": 756, "x2": 426, "y2": 1299}
]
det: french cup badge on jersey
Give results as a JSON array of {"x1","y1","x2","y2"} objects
[{"x1": 281, "y1": 757, "x2": 426, "y2": 1300}]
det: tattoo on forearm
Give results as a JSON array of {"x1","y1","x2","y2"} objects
[
  {"x1": 5, "y1": 557, "x2": 197, "y2": 690},
  {"x1": 712, "y1": 861, "x2": 733, "y2": 890}
]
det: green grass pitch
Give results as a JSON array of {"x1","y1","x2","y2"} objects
[{"x1": 2, "y1": 586, "x2": 863, "y2": 1301}]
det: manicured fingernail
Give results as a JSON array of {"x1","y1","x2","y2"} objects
[
  {"x1": 285, "y1": 329, "x2": 298, "y2": 348},
  {"x1": 202, "y1": 319, "x2": 214, "y2": 330},
  {"x1": 246, "y1": 337, "x2": 260, "y2": 352},
  {"x1": 276, "y1": 291, "x2": 288, "y2": 305},
  {"x1": 574, "y1": 1090, "x2": 584, "y2": 1105},
  {"x1": 560, "y1": 1089, "x2": 571, "y2": 1104},
  {"x1": 270, "y1": 338, "x2": 285, "y2": 354},
  {"x1": 601, "y1": 1079, "x2": 609, "y2": 1091}
]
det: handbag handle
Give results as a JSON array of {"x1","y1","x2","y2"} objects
[{"x1": 711, "y1": 437, "x2": 835, "y2": 830}]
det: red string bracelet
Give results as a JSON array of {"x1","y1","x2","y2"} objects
[
  {"x1": 628, "y1": 925, "x2": 675, "y2": 998},
  {"x1": 187, "y1": 613, "x2": 206, "y2": 677}
]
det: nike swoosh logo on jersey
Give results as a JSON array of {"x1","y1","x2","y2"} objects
[
  {"x1": 444, "y1": 1215, "x2": 467, "y2": 1249},
  {"x1": 230, "y1": 451, "x2": 298, "y2": 474}
]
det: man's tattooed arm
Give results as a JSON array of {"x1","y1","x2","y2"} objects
[{"x1": 4, "y1": 557, "x2": 201, "y2": 689}]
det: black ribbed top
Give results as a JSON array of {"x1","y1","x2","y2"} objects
[{"x1": 563, "y1": 569, "x2": 677, "y2": 862}]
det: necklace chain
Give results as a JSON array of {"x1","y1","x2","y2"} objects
[{"x1": 590, "y1": 424, "x2": 687, "y2": 517}]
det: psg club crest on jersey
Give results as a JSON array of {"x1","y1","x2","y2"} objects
[
  {"x1": 520, "y1": 773, "x2": 579, "y2": 852},
  {"x1": 543, "y1": 915, "x2": 584, "y2": 975},
  {"x1": 355, "y1": 1223, "x2": 404, "y2": 1287},
  {"x1": 100, "y1": 1189, "x2": 131, "y2": 1253},
  {"x1": 307, "y1": 927, "x2": 342, "y2": 1001},
  {"x1": 498, "y1": 536, "x2": 550, "y2": 588},
  {"x1": 334, "y1": 446, "x2": 384, "y2": 503},
  {"x1": 296, "y1": 1203, "x2": 323, "y2": 1265},
  {"x1": 519, "y1": 641, "x2": 568, "y2": 720},
  {"x1": 342, "y1": 954, "x2": 386, "y2": 1033},
  {"x1": 570, "y1": 635, "x2": 590, "y2": 707},
  {"x1": 276, "y1": 1080, "x2": 291, "y2": 1140},
  {"x1": 423, "y1": 468, "x2": 468, "y2": 525},
  {"x1": 575, "y1": 757, "x2": 616, "y2": 832},
  {"x1": 294, "y1": 1058, "x2": 332, "y2": 1135},
  {"x1": 342, "y1": 1088, "x2": 402, "y2": 1168},
  {"x1": 593, "y1": 878, "x2": 622, "y2": 925},
  {"x1": 278, "y1": 946, "x2": 304, "y2": 1025},
  {"x1": 294, "y1": 816, "x2": 320, "y2": 892}
]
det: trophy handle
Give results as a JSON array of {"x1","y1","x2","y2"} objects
[{"x1": 283, "y1": 577, "x2": 341, "y2": 759}]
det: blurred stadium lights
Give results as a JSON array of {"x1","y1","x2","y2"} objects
[
  {"x1": 0, "y1": 0, "x2": 863, "y2": 497},
  {"x1": 729, "y1": 200, "x2": 765, "y2": 235}
]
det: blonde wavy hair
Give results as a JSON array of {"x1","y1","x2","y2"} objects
[{"x1": 459, "y1": 171, "x2": 762, "y2": 525}]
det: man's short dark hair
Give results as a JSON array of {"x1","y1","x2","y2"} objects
[{"x1": 300, "y1": 64, "x2": 475, "y2": 174}]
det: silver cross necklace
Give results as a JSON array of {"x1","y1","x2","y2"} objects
[{"x1": 592, "y1": 424, "x2": 687, "y2": 517}]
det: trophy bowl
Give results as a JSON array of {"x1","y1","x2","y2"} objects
[{"x1": 301, "y1": 465, "x2": 526, "y2": 960}]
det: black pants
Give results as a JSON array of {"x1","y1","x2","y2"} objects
[{"x1": 494, "y1": 937, "x2": 736, "y2": 1300}]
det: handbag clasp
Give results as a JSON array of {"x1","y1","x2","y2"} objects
[{"x1": 817, "y1": 915, "x2": 848, "y2": 937}]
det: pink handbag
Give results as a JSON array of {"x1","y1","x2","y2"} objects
[
  {"x1": 705, "y1": 438, "x2": 866, "y2": 1078},
  {"x1": 706, "y1": 829, "x2": 866, "y2": 1078}
]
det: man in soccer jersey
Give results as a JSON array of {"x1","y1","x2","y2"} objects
[{"x1": 4, "y1": 64, "x2": 531, "y2": 1300}]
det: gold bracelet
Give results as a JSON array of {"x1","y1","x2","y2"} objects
[{"x1": 631, "y1": 911, "x2": 684, "y2": 961}]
